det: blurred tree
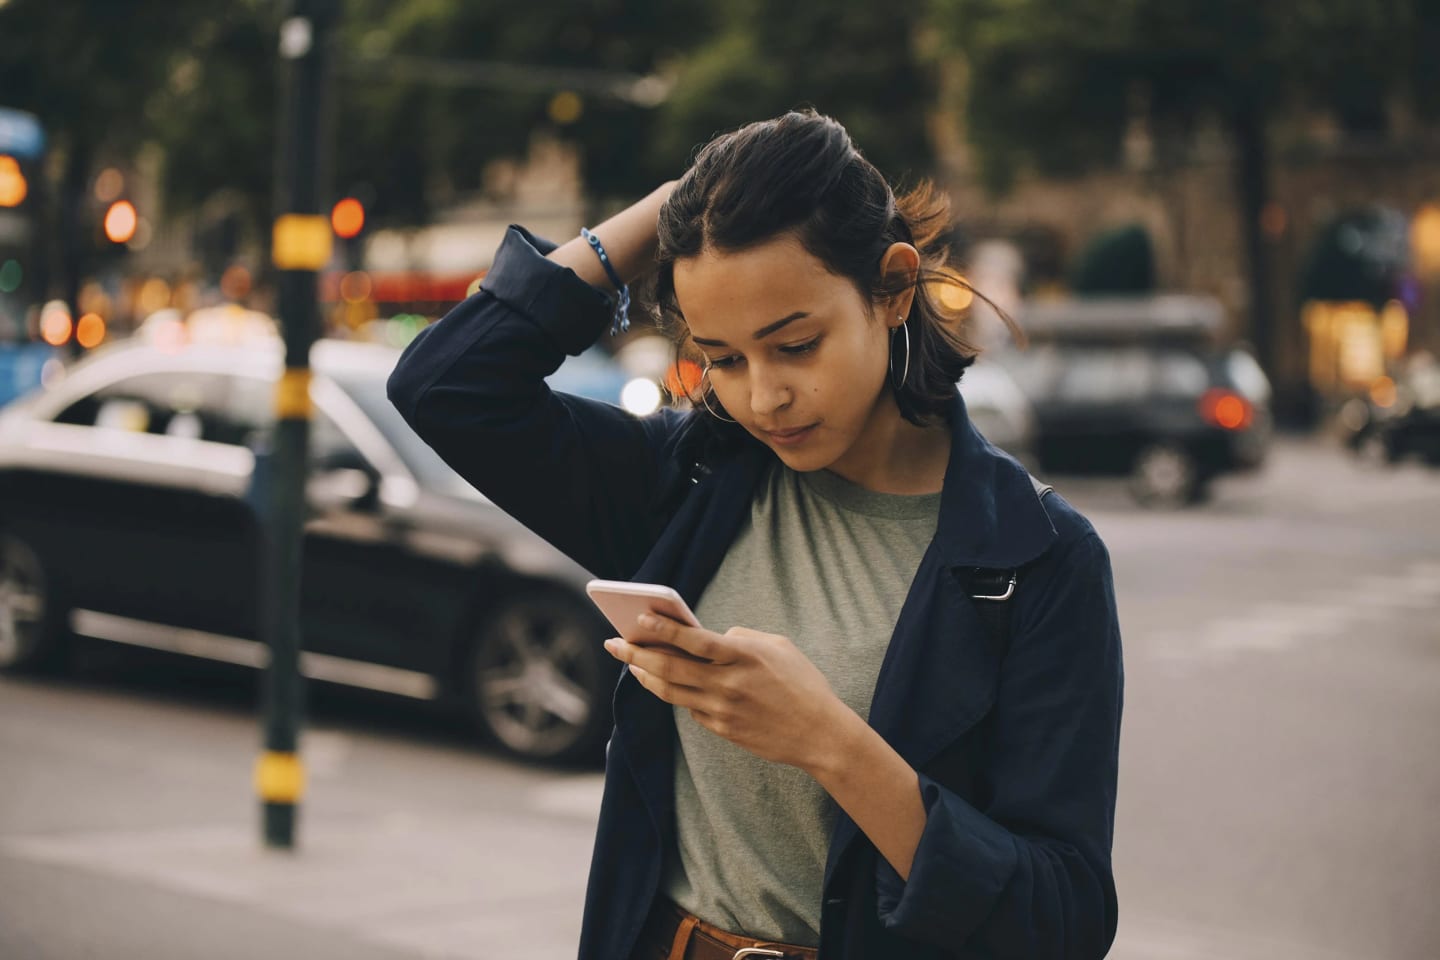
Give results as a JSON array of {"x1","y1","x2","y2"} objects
[
  {"x1": 0, "y1": 0, "x2": 219, "y2": 317},
  {"x1": 142, "y1": 1, "x2": 281, "y2": 246},
  {"x1": 932, "y1": 0, "x2": 1429, "y2": 383},
  {"x1": 333, "y1": 0, "x2": 714, "y2": 224},
  {"x1": 649, "y1": 1, "x2": 938, "y2": 186},
  {"x1": 1070, "y1": 224, "x2": 1156, "y2": 295}
]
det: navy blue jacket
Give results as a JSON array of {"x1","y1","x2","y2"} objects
[{"x1": 387, "y1": 227, "x2": 1124, "y2": 960}]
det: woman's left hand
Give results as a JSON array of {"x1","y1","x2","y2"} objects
[{"x1": 604, "y1": 614, "x2": 852, "y2": 771}]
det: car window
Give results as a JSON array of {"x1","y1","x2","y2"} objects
[
  {"x1": 1152, "y1": 351, "x2": 1210, "y2": 399},
  {"x1": 1054, "y1": 348, "x2": 1153, "y2": 403},
  {"x1": 53, "y1": 371, "x2": 246, "y2": 444},
  {"x1": 224, "y1": 374, "x2": 359, "y2": 465},
  {"x1": 1226, "y1": 349, "x2": 1272, "y2": 402},
  {"x1": 998, "y1": 344, "x2": 1065, "y2": 401}
]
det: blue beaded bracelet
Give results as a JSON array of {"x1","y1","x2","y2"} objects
[{"x1": 580, "y1": 227, "x2": 631, "y2": 335}]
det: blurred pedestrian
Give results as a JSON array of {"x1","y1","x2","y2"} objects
[{"x1": 388, "y1": 109, "x2": 1123, "y2": 960}]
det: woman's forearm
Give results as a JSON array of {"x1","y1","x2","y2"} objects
[
  {"x1": 548, "y1": 181, "x2": 677, "y2": 290},
  {"x1": 806, "y1": 706, "x2": 927, "y2": 881}
]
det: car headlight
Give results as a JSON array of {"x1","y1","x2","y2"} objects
[{"x1": 620, "y1": 377, "x2": 662, "y2": 416}]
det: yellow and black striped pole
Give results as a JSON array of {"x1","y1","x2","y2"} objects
[{"x1": 259, "y1": 0, "x2": 338, "y2": 849}]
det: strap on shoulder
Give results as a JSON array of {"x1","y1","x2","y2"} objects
[{"x1": 963, "y1": 473, "x2": 1054, "y2": 658}]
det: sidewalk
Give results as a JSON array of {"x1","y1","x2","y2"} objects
[{"x1": 0, "y1": 669, "x2": 603, "y2": 960}]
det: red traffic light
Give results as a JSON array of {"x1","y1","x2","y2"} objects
[{"x1": 331, "y1": 197, "x2": 365, "y2": 239}]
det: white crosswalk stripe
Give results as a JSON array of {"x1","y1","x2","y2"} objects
[{"x1": 1145, "y1": 558, "x2": 1440, "y2": 666}]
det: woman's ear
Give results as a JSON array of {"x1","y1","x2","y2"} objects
[{"x1": 878, "y1": 242, "x2": 921, "y2": 328}]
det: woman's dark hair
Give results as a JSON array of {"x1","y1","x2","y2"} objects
[{"x1": 652, "y1": 108, "x2": 1018, "y2": 426}]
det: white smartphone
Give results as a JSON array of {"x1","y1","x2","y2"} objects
[{"x1": 585, "y1": 579, "x2": 703, "y2": 644}]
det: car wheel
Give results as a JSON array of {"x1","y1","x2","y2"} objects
[
  {"x1": 0, "y1": 532, "x2": 67, "y2": 673},
  {"x1": 1130, "y1": 444, "x2": 1199, "y2": 508},
  {"x1": 467, "y1": 588, "x2": 613, "y2": 764}
]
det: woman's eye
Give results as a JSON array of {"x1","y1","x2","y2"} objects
[
  {"x1": 780, "y1": 337, "x2": 821, "y2": 356},
  {"x1": 708, "y1": 356, "x2": 741, "y2": 370}
]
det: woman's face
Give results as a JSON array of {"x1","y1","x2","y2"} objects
[{"x1": 672, "y1": 233, "x2": 911, "y2": 474}]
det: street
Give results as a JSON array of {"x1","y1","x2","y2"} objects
[{"x1": 2, "y1": 436, "x2": 1437, "y2": 960}]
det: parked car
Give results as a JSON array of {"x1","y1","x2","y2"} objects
[
  {"x1": 995, "y1": 295, "x2": 1273, "y2": 506},
  {"x1": 0, "y1": 332, "x2": 640, "y2": 764},
  {"x1": 1338, "y1": 352, "x2": 1440, "y2": 466},
  {"x1": 958, "y1": 358, "x2": 1038, "y2": 468}
]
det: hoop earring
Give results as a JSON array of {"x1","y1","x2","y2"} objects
[
  {"x1": 889, "y1": 318, "x2": 910, "y2": 391},
  {"x1": 698, "y1": 368, "x2": 737, "y2": 423}
]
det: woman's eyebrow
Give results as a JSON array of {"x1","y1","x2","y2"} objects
[{"x1": 691, "y1": 312, "x2": 809, "y2": 347}]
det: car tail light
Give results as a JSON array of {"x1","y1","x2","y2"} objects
[{"x1": 1199, "y1": 388, "x2": 1253, "y2": 430}]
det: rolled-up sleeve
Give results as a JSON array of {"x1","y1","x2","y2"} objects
[
  {"x1": 875, "y1": 531, "x2": 1123, "y2": 960},
  {"x1": 387, "y1": 226, "x2": 688, "y2": 580}
]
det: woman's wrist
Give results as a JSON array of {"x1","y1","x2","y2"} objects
[
  {"x1": 802, "y1": 697, "x2": 872, "y2": 783},
  {"x1": 547, "y1": 180, "x2": 676, "y2": 291}
]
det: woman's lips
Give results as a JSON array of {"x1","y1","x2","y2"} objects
[{"x1": 763, "y1": 423, "x2": 818, "y2": 447}]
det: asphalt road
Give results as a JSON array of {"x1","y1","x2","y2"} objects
[{"x1": 1, "y1": 436, "x2": 1436, "y2": 960}]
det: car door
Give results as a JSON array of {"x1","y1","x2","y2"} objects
[
  {"x1": 9, "y1": 366, "x2": 260, "y2": 641},
  {"x1": 1041, "y1": 345, "x2": 1155, "y2": 473},
  {"x1": 224, "y1": 372, "x2": 438, "y2": 690}
]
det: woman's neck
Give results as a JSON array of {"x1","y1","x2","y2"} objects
[{"x1": 824, "y1": 398, "x2": 952, "y2": 495}]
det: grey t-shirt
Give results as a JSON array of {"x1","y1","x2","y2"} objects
[{"x1": 661, "y1": 462, "x2": 941, "y2": 945}]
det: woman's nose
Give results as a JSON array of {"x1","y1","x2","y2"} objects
[{"x1": 748, "y1": 366, "x2": 792, "y2": 416}]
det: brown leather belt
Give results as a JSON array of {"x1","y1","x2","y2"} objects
[{"x1": 633, "y1": 897, "x2": 819, "y2": 960}]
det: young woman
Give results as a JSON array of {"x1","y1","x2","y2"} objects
[{"x1": 388, "y1": 110, "x2": 1123, "y2": 960}]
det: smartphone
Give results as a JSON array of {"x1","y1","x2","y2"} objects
[{"x1": 585, "y1": 579, "x2": 702, "y2": 638}]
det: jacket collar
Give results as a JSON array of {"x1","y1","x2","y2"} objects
[
  {"x1": 662, "y1": 385, "x2": 1059, "y2": 575},
  {"x1": 934, "y1": 390, "x2": 1057, "y2": 570}
]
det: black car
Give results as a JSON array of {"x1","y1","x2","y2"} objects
[
  {"x1": 0, "y1": 333, "x2": 635, "y2": 763},
  {"x1": 996, "y1": 295, "x2": 1273, "y2": 506}
]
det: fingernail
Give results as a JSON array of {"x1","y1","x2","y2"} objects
[
  {"x1": 637, "y1": 614, "x2": 657, "y2": 629},
  {"x1": 603, "y1": 639, "x2": 618, "y2": 654}
]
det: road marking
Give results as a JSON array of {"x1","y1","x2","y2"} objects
[
  {"x1": 1144, "y1": 558, "x2": 1440, "y2": 666},
  {"x1": 70, "y1": 609, "x2": 439, "y2": 700},
  {"x1": 528, "y1": 775, "x2": 606, "y2": 820}
]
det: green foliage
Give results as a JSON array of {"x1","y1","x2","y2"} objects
[
  {"x1": 1069, "y1": 224, "x2": 1156, "y2": 294},
  {"x1": 932, "y1": 0, "x2": 1427, "y2": 191},
  {"x1": 651, "y1": 2, "x2": 937, "y2": 185}
]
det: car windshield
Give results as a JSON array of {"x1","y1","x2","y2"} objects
[{"x1": 327, "y1": 370, "x2": 479, "y2": 500}]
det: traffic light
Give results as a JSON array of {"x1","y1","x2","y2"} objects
[{"x1": 331, "y1": 197, "x2": 365, "y2": 270}]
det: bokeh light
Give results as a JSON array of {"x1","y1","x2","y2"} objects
[
  {"x1": 104, "y1": 200, "x2": 138, "y2": 244},
  {"x1": 331, "y1": 197, "x2": 365, "y2": 239},
  {"x1": 40, "y1": 303, "x2": 73, "y2": 346},
  {"x1": 0, "y1": 258, "x2": 21, "y2": 293},
  {"x1": 93, "y1": 167, "x2": 124, "y2": 203},
  {"x1": 339, "y1": 270, "x2": 373, "y2": 303},
  {"x1": 937, "y1": 276, "x2": 975, "y2": 312},
  {"x1": 0, "y1": 155, "x2": 27, "y2": 207},
  {"x1": 220, "y1": 264, "x2": 253, "y2": 301},
  {"x1": 76, "y1": 313, "x2": 106, "y2": 348}
]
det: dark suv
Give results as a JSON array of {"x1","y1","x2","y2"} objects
[{"x1": 995, "y1": 295, "x2": 1273, "y2": 506}]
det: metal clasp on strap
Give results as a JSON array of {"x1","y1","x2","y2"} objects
[
  {"x1": 732, "y1": 949, "x2": 787, "y2": 959},
  {"x1": 971, "y1": 571, "x2": 1017, "y2": 602}
]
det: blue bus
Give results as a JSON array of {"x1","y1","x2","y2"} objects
[{"x1": 0, "y1": 106, "x2": 56, "y2": 404}]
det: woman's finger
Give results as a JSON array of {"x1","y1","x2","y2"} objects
[
  {"x1": 630, "y1": 614, "x2": 737, "y2": 664},
  {"x1": 604, "y1": 638, "x2": 710, "y2": 688},
  {"x1": 627, "y1": 664, "x2": 712, "y2": 712}
]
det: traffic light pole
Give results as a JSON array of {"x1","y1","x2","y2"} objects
[{"x1": 258, "y1": 0, "x2": 338, "y2": 850}]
